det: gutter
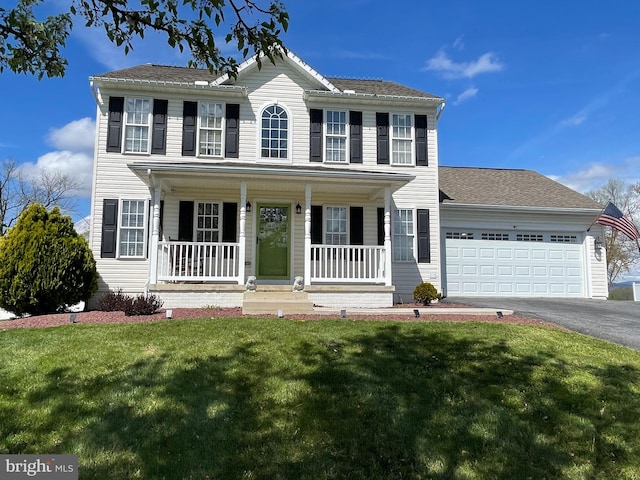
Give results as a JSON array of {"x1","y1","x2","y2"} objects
[{"x1": 440, "y1": 202, "x2": 602, "y2": 215}]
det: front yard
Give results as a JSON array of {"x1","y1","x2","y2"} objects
[{"x1": 1, "y1": 318, "x2": 639, "y2": 479}]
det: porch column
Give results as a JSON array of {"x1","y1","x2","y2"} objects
[
  {"x1": 149, "y1": 184, "x2": 162, "y2": 285},
  {"x1": 238, "y1": 182, "x2": 247, "y2": 285},
  {"x1": 304, "y1": 183, "x2": 312, "y2": 287},
  {"x1": 384, "y1": 187, "x2": 392, "y2": 286}
]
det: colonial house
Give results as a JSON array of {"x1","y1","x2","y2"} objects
[{"x1": 87, "y1": 51, "x2": 608, "y2": 310}]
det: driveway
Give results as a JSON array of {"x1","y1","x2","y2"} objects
[{"x1": 446, "y1": 297, "x2": 640, "y2": 351}]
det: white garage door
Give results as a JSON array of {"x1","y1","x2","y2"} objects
[{"x1": 444, "y1": 233, "x2": 584, "y2": 297}]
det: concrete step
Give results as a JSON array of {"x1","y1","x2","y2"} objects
[{"x1": 242, "y1": 291, "x2": 315, "y2": 315}]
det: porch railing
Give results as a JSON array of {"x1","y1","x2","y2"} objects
[
  {"x1": 157, "y1": 241, "x2": 240, "y2": 282},
  {"x1": 310, "y1": 245, "x2": 386, "y2": 283}
]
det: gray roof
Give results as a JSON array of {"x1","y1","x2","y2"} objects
[
  {"x1": 92, "y1": 64, "x2": 441, "y2": 98},
  {"x1": 439, "y1": 166, "x2": 602, "y2": 210}
]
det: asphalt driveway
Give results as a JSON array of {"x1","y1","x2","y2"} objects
[{"x1": 446, "y1": 297, "x2": 640, "y2": 351}]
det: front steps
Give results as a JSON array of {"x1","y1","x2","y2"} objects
[{"x1": 242, "y1": 287, "x2": 315, "y2": 315}]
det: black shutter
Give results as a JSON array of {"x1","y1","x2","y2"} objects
[
  {"x1": 100, "y1": 199, "x2": 118, "y2": 258},
  {"x1": 311, "y1": 205, "x2": 323, "y2": 244},
  {"x1": 376, "y1": 112, "x2": 389, "y2": 164},
  {"x1": 349, "y1": 111, "x2": 362, "y2": 164},
  {"x1": 415, "y1": 114, "x2": 428, "y2": 166},
  {"x1": 309, "y1": 109, "x2": 323, "y2": 162},
  {"x1": 417, "y1": 209, "x2": 431, "y2": 263},
  {"x1": 106, "y1": 97, "x2": 124, "y2": 152},
  {"x1": 377, "y1": 207, "x2": 385, "y2": 246},
  {"x1": 350, "y1": 207, "x2": 363, "y2": 245},
  {"x1": 178, "y1": 201, "x2": 194, "y2": 241},
  {"x1": 182, "y1": 101, "x2": 197, "y2": 156},
  {"x1": 222, "y1": 202, "x2": 238, "y2": 242},
  {"x1": 225, "y1": 104, "x2": 240, "y2": 158},
  {"x1": 151, "y1": 99, "x2": 168, "y2": 155}
]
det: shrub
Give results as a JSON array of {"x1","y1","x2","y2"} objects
[
  {"x1": 413, "y1": 282, "x2": 441, "y2": 305},
  {"x1": 0, "y1": 204, "x2": 98, "y2": 316},
  {"x1": 97, "y1": 288, "x2": 131, "y2": 312},
  {"x1": 124, "y1": 294, "x2": 164, "y2": 316}
]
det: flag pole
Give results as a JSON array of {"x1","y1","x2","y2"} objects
[{"x1": 587, "y1": 202, "x2": 609, "y2": 232}]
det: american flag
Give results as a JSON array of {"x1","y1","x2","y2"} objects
[{"x1": 596, "y1": 202, "x2": 640, "y2": 241}]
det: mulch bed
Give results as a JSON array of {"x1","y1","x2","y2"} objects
[{"x1": 0, "y1": 306, "x2": 560, "y2": 330}]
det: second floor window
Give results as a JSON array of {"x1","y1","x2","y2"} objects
[
  {"x1": 261, "y1": 105, "x2": 288, "y2": 159},
  {"x1": 198, "y1": 102, "x2": 224, "y2": 156},
  {"x1": 325, "y1": 111, "x2": 347, "y2": 162},
  {"x1": 391, "y1": 114, "x2": 413, "y2": 165},
  {"x1": 124, "y1": 98, "x2": 151, "y2": 153}
]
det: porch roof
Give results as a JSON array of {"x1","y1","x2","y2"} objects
[{"x1": 130, "y1": 161, "x2": 414, "y2": 197}]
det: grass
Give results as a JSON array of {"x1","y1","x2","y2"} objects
[{"x1": 1, "y1": 318, "x2": 640, "y2": 479}]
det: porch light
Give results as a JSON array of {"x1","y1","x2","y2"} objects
[
  {"x1": 594, "y1": 236, "x2": 603, "y2": 250},
  {"x1": 295, "y1": 203, "x2": 302, "y2": 214},
  {"x1": 245, "y1": 201, "x2": 252, "y2": 213}
]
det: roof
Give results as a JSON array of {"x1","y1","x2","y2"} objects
[
  {"x1": 439, "y1": 167, "x2": 603, "y2": 210},
  {"x1": 91, "y1": 64, "x2": 441, "y2": 99}
]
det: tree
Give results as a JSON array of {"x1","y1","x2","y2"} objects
[
  {"x1": 0, "y1": 158, "x2": 80, "y2": 235},
  {"x1": 0, "y1": 0, "x2": 288, "y2": 79},
  {"x1": 0, "y1": 203, "x2": 98, "y2": 316},
  {"x1": 587, "y1": 179, "x2": 640, "y2": 285}
]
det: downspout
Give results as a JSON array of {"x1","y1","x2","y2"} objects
[{"x1": 436, "y1": 100, "x2": 446, "y2": 121}]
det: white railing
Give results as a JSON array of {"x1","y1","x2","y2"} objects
[
  {"x1": 157, "y1": 241, "x2": 240, "y2": 282},
  {"x1": 310, "y1": 245, "x2": 386, "y2": 283}
]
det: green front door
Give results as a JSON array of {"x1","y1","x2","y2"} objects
[{"x1": 256, "y1": 205, "x2": 290, "y2": 279}]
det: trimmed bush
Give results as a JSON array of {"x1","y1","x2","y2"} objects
[
  {"x1": 124, "y1": 294, "x2": 164, "y2": 316},
  {"x1": 413, "y1": 282, "x2": 441, "y2": 305},
  {"x1": 0, "y1": 204, "x2": 98, "y2": 316}
]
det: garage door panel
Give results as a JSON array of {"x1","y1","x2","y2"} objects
[{"x1": 445, "y1": 237, "x2": 584, "y2": 297}]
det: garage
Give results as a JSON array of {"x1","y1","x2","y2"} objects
[{"x1": 443, "y1": 231, "x2": 585, "y2": 296}]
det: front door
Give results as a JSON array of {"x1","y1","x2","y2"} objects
[{"x1": 256, "y1": 205, "x2": 290, "y2": 279}]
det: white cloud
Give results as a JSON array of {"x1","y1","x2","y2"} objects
[
  {"x1": 453, "y1": 36, "x2": 465, "y2": 50},
  {"x1": 425, "y1": 49, "x2": 505, "y2": 79},
  {"x1": 453, "y1": 87, "x2": 478, "y2": 105},
  {"x1": 550, "y1": 156, "x2": 640, "y2": 193},
  {"x1": 559, "y1": 114, "x2": 587, "y2": 127},
  {"x1": 47, "y1": 117, "x2": 95, "y2": 152},
  {"x1": 19, "y1": 150, "x2": 94, "y2": 198}
]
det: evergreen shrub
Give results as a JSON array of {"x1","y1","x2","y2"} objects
[{"x1": 413, "y1": 282, "x2": 442, "y2": 305}]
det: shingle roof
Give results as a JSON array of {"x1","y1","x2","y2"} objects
[
  {"x1": 92, "y1": 64, "x2": 441, "y2": 98},
  {"x1": 439, "y1": 166, "x2": 603, "y2": 210}
]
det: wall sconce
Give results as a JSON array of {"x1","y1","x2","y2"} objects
[
  {"x1": 295, "y1": 202, "x2": 302, "y2": 214},
  {"x1": 245, "y1": 201, "x2": 252, "y2": 213},
  {"x1": 594, "y1": 236, "x2": 603, "y2": 250}
]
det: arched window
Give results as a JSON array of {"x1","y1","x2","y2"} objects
[{"x1": 261, "y1": 105, "x2": 288, "y2": 159}]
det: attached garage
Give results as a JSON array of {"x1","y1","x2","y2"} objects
[
  {"x1": 444, "y1": 231, "x2": 584, "y2": 296},
  {"x1": 438, "y1": 167, "x2": 609, "y2": 299}
]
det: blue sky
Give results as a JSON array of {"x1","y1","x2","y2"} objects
[{"x1": 1, "y1": 0, "x2": 640, "y2": 228}]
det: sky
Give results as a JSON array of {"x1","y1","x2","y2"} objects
[{"x1": 1, "y1": 0, "x2": 640, "y2": 277}]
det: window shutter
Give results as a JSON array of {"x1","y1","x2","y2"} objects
[
  {"x1": 376, "y1": 112, "x2": 390, "y2": 164},
  {"x1": 415, "y1": 114, "x2": 428, "y2": 166},
  {"x1": 106, "y1": 97, "x2": 124, "y2": 153},
  {"x1": 222, "y1": 202, "x2": 238, "y2": 242},
  {"x1": 377, "y1": 207, "x2": 385, "y2": 246},
  {"x1": 349, "y1": 111, "x2": 362, "y2": 164},
  {"x1": 350, "y1": 207, "x2": 364, "y2": 245},
  {"x1": 417, "y1": 209, "x2": 431, "y2": 263},
  {"x1": 311, "y1": 205, "x2": 323, "y2": 244},
  {"x1": 225, "y1": 104, "x2": 240, "y2": 158},
  {"x1": 178, "y1": 201, "x2": 194, "y2": 241},
  {"x1": 100, "y1": 199, "x2": 118, "y2": 258},
  {"x1": 151, "y1": 99, "x2": 168, "y2": 155},
  {"x1": 309, "y1": 109, "x2": 323, "y2": 162},
  {"x1": 182, "y1": 101, "x2": 197, "y2": 156}
]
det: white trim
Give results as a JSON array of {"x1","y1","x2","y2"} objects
[
  {"x1": 323, "y1": 109, "x2": 349, "y2": 164},
  {"x1": 117, "y1": 198, "x2": 149, "y2": 259},
  {"x1": 196, "y1": 101, "x2": 226, "y2": 158},
  {"x1": 122, "y1": 97, "x2": 152, "y2": 154},
  {"x1": 256, "y1": 102, "x2": 292, "y2": 163},
  {"x1": 390, "y1": 112, "x2": 415, "y2": 166}
]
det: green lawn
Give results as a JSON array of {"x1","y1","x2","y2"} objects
[{"x1": 1, "y1": 318, "x2": 640, "y2": 479}]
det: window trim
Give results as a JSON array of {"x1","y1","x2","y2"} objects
[
  {"x1": 390, "y1": 112, "x2": 414, "y2": 165},
  {"x1": 324, "y1": 205, "x2": 349, "y2": 245},
  {"x1": 324, "y1": 110, "x2": 348, "y2": 163},
  {"x1": 122, "y1": 97, "x2": 152, "y2": 154},
  {"x1": 117, "y1": 199, "x2": 148, "y2": 259},
  {"x1": 392, "y1": 208, "x2": 415, "y2": 262},
  {"x1": 259, "y1": 103, "x2": 290, "y2": 161},
  {"x1": 197, "y1": 101, "x2": 225, "y2": 158},
  {"x1": 194, "y1": 201, "x2": 221, "y2": 242}
]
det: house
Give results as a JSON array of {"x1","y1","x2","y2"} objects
[{"x1": 87, "y1": 51, "x2": 608, "y2": 310}]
